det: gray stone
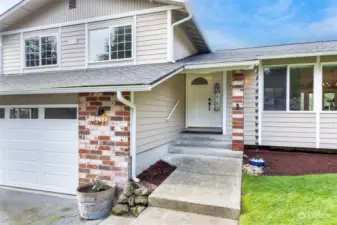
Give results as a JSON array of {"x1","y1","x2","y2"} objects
[
  {"x1": 130, "y1": 206, "x2": 147, "y2": 217},
  {"x1": 117, "y1": 193, "x2": 129, "y2": 204},
  {"x1": 112, "y1": 204, "x2": 129, "y2": 216},
  {"x1": 128, "y1": 195, "x2": 136, "y2": 207},
  {"x1": 135, "y1": 196, "x2": 148, "y2": 206},
  {"x1": 123, "y1": 182, "x2": 135, "y2": 197},
  {"x1": 134, "y1": 187, "x2": 151, "y2": 196}
]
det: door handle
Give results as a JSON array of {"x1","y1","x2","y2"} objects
[{"x1": 208, "y1": 98, "x2": 211, "y2": 111}]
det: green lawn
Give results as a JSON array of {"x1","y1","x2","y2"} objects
[{"x1": 240, "y1": 174, "x2": 337, "y2": 225}]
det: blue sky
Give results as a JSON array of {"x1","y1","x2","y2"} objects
[{"x1": 1, "y1": 0, "x2": 337, "y2": 50}]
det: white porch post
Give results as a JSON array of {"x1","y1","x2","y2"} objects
[
  {"x1": 222, "y1": 70, "x2": 227, "y2": 135},
  {"x1": 314, "y1": 56, "x2": 322, "y2": 148}
]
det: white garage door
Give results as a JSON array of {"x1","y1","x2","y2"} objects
[{"x1": 0, "y1": 106, "x2": 78, "y2": 194}]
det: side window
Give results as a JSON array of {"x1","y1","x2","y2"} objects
[
  {"x1": 264, "y1": 67, "x2": 287, "y2": 111},
  {"x1": 45, "y1": 108, "x2": 77, "y2": 119},
  {"x1": 10, "y1": 108, "x2": 39, "y2": 119},
  {"x1": 25, "y1": 35, "x2": 57, "y2": 67},
  {"x1": 0, "y1": 109, "x2": 4, "y2": 119}
]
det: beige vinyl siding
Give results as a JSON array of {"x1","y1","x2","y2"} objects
[
  {"x1": 2, "y1": 34, "x2": 21, "y2": 74},
  {"x1": 61, "y1": 24, "x2": 86, "y2": 69},
  {"x1": 226, "y1": 70, "x2": 256, "y2": 145},
  {"x1": 9, "y1": 0, "x2": 165, "y2": 31},
  {"x1": 262, "y1": 57, "x2": 316, "y2": 66},
  {"x1": 320, "y1": 113, "x2": 337, "y2": 149},
  {"x1": 136, "y1": 11, "x2": 168, "y2": 64},
  {"x1": 0, "y1": 94, "x2": 78, "y2": 105},
  {"x1": 135, "y1": 74, "x2": 185, "y2": 154},
  {"x1": 262, "y1": 112, "x2": 316, "y2": 148}
]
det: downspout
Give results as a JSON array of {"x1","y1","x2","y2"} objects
[
  {"x1": 117, "y1": 91, "x2": 140, "y2": 183},
  {"x1": 170, "y1": 9, "x2": 192, "y2": 63}
]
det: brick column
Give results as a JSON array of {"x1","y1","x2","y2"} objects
[
  {"x1": 78, "y1": 92, "x2": 131, "y2": 188},
  {"x1": 232, "y1": 71, "x2": 244, "y2": 151}
]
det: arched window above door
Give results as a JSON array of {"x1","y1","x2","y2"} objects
[{"x1": 191, "y1": 77, "x2": 208, "y2": 85}]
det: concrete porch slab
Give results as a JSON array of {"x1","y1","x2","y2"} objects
[
  {"x1": 131, "y1": 207, "x2": 238, "y2": 225},
  {"x1": 99, "y1": 215, "x2": 134, "y2": 225},
  {"x1": 148, "y1": 169, "x2": 241, "y2": 219},
  {"x1": 163, "y1": 154, "x2": 243, "y2": 177}
]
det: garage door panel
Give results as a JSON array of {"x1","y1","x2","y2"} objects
[
  {"x1": 7, "y1": 130, "x2": 41, "y2": 141},
  {"x1": 10, "y1": 170, "x2": 39, "y2": 184},
  {"x1": 43, "y1": 152, "x2": 77, "y2": 166},
  {"x1": 43, "y1": 142, "x2": 78, "y2": 154},
  {"x1": 43, "y1": 130, "x2": 77, "y2": 142},
  {"x1": 8, "y1": 141, "x2": 42, "y2": 151},
  {"x1": 9, "y1": 161, "x2": 38, "y2": 172},
  {"x1": 1, "y1": 106, "x2": 78, "y2": 194},
  {"x1": 43, "y1": 164, "x2": 77, "y2": 176},
  {"x1": 10, "y1": 150, "x2": 38, "y2": 162}
]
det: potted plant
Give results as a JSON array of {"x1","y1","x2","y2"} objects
[{"x1": 77, "y1": 178, "x2": 116, "y2": 220}]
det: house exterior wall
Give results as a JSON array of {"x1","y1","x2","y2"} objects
[
  {"x1": 173, "y1": 26, "x2": 197, "y2": 61},
  {"x1": 1, "y1": 1, "x2": 173, "y2": 75},
  {"x1": 134, "y1": 74, "x2": 186, "y2": 171},
  {"x1": 78, "y1": 92, "x2": 131, "y2": 187},
  {"x1": 8, "y1": 0, "x2": 164, "y2": 30}
]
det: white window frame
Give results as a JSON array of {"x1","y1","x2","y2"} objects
[
  {"x1": 9, "y1": 108, "x2": 39, "y2": 119},
  {"x1": 23, "y1": 33, "x2": 59, "y2": 69},
  {"x1": 262, "y1": 63, "x2": 316, "y2": 113},
  {"x1": 87, "y1": 23, "x2": 133, "y2": 64}
]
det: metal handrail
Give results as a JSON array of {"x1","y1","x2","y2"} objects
[{"x1": 166, "y1": 100, "x2": 180, "y2": 121}]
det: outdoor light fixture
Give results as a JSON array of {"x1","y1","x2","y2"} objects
[{"x1": 95, "y1": 107, "x2": 109, "y2": 124}]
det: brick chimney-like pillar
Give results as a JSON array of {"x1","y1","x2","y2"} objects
[{"x1": 232, "y1": 71, "x2": 244, "y2": 151}]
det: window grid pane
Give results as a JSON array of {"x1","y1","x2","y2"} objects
[
  {"x1": 10, "y1": 108, "x2": 39, "y2": 119},
  {"x1": 89, "y1": 28, "x2": 110, "y2": 62},
  {"x1": 110, "y1": 25, "x2": 132, "y2": 60},
  {"x1": 41, "y1": 36, "x2": 58, "y2": 66},
  {"x1": 25, "y1": 38, "x2": 40, "y2": 67}
]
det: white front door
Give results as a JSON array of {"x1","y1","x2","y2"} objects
[{"x1": 187, "y1": 74, "x2": 223, "y2": 128}]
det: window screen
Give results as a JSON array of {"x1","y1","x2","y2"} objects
[
  {"x1": 0, "y1": 109, "x2": 4, "y2": 119},
  {"x1": 10, "y1": 108, "x2": 38, "y2": 119},
  {"x1": 45, "y1": 108, "x2": 77, "y2": 119},
  {"x1": 264, "y1": 67, "x2": 287, "y2": 111}
]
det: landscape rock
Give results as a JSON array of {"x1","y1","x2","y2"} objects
[
  {"x1": 128, "y1": 195, "x2": 136, "y2": 207},
  {"x1": 134, "y1": 187, "x2": 151, "y2": 196},
  {"x1": 117, "y1": 193, "x2": 129, "y2": 204},
  {"x1": 112, "y1": 204, "x2": 129, "y2": 215},
  {"x1": 134, "y1": 196, "x2": 148, "y2": 205},
  {"x1": 243, "y1": 164, "x2": 263, "y2": 176},
  {"x1": 123, "y1": 182, "x2": 135, "y2": 197},
  {"x1": 130, "y1": 206, "x2": 147, "y2": 217}
]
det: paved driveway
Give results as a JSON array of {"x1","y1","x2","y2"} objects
[{"x1": 0, "y1": 188, "x2": 104, "y2": 225}]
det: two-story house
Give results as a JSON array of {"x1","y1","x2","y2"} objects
[{"x1": 1, "y1": 0, "x2": 337, "y2": 195}]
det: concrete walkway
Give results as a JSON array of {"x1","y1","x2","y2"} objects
[{"x1": 126, "y1": 153, "x2": 242, "y2": 224}]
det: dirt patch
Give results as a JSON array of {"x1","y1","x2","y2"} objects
[
  {"x1": 137, "y1": 160, "x2": 176, "y2": 189},
  {"x1": 244, "y1": 149, "x2": 337, "y2": 176}
]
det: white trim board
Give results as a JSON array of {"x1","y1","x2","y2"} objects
[{"x1": 0, "y1": 5, "x2": 182, "y2": 36}]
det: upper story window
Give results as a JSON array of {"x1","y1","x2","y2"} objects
[
  {"x1": 89, "y1": 25, "x2": 132, "y2": 62},
  {"x1": 25, "y1": 35, "x2": 57, "y2": 67}
]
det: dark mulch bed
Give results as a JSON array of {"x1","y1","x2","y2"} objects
[
  {"x1": 137, "y1": 160, "x2": 176, "y2": 189},
  {"x1": 244, "y1": 149, "x2": 337, "y2": 176}
]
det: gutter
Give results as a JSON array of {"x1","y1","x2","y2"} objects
[
  {"x1": 116, "y1": 91, "x2": 140, "y2": 183},
  {"x1": 170, "y1": 9, "x2": 192, "y2": 63}
]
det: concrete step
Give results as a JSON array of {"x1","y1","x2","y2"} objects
[
  {"x1": 131, "y1": 207, "x2": 238, "y2": 225},
  {"x1": 169, "y1": 146, "x2": 243, "y2": 159},
  {"x1": 148, "y1": 169, "x2": 242, "y2": 220},
  {"x1": 172, "y1": 139, "x2": 232, "y2": 149},
  {"x1": 179, "y1": 133, "x2": 232, "y2": 141},
  {"x1": 162, "y1": 154, "x2": 242, "y2": 177}
]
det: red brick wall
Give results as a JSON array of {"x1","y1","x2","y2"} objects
[
  {"x1": 232, "y1": 71, "x2": 244, "y2": 151},
  {"x1": 78, "y1": 92, "x2": 131, "y2": 187}
]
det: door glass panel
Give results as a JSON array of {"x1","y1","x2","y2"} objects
[
  {"x1": 191, "y1": 77, "x2": 208, "y2": 85},
  {"x1": 214, "y1": 83, "x2": 221, "y2": 111},
  {"x1": 10, "y1": 108, "x2": 38, "y2": 119}
]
